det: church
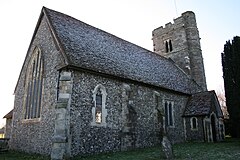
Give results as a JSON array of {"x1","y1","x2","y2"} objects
[{"x1": 8, "y1": 7, "x2": 224, "y2": 159}]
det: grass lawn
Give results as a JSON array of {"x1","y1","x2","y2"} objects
[{"x1": 0, "y1": 138, "x2": 239, "y2": 160}]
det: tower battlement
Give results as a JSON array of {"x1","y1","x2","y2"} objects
[{"x1": 152, "y1": 11, "x2": 195, "y2": 38}]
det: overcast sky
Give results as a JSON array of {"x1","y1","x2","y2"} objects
[{"x1": 0, "y1": 0, "x2": 239, "y2": 127}]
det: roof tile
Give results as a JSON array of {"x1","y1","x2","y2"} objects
[
  {"x1": 183, "y1": 91, "x2": 223, "y2": 117},
  {"x1": 44, "y1": 7, "x2": 202, "y2": 94}
]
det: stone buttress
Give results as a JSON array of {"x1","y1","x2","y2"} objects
[
  {"x1": 51, "y1": 71, "x2": 72, "y2": 160},
  {"x1": 121, "y1": 84, "x2": 137, "y2": 150}
]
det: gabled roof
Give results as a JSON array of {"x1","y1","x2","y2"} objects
[
  {"x1": 43, "y1": 7, "x2": 202, "y2": 94},
  {"x1": 3, "y1": 109, "x2": 13, "y2": 119},
  {"x1": 183, "y1": 91, "x2": 224, "y2": 117},
  {"x1": 15, "y1": 7, "x2": 202, "y2": 95}
]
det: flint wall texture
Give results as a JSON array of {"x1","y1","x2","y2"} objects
[
  {"x1": 70, "y1": 71, "x2": 189, "y2": 156},
  {"x1": 10, "y1": 16, "x2": 64, "y2": 155}
]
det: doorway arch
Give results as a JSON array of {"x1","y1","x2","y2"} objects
[{"x1": 211, "y1": 114, "x2": 217, "y2": 142}]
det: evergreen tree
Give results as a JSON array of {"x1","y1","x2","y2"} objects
[{"x1": 222, "y1": 36, "x2": 240, "y2": 138}]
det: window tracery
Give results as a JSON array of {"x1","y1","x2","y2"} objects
[{"x1": 24, "y1": 47, "x2": 43, "y2": 119}]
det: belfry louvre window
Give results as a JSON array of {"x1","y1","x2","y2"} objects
[
  {"x1": 165, "y1": 41, "x2": 169, "y2": 53},
  {"x1": 169, "y1": 40, "x2": 173, "y2": 52},
  {"x1": 24, "y1": 47, "x2": 43, "y2": 119},
  {"x1": 164, "y1": 101, "x2": 174, "y2": 126},
  {"x1": 165, "y1": 40, "x2": 173, "y2": 53}
]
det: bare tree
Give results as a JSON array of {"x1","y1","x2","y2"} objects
[{"x1": 216, "y1": 87, "x2": 229, "y2": 119}]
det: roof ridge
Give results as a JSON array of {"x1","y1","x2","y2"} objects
[{"x1": 42, "y1": 7, "x2": 173, "y2": 63}]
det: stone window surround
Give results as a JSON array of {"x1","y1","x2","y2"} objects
[
  {"x1": 91, "y1": 84, "x2": 107, "y2": 127},
  {"x1": 163, "y1": 100, "x2": 175, "y2": 128},
  {"x1": 164, "y1": 39, "x2": 173, "y2": 53},
  {"x1": 190, "y1": 117, "x2": 198, "y2": 130},
  {"x1": 22, "y1": 46, "x2": 43, "y2": 121}
]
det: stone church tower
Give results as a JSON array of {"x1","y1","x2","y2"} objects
[{"x1": 152, "y1": 11, "x2": 207, "y2": 91}]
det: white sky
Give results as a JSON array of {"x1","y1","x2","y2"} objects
[{"x1": 0, "y1": 0, "x2": 239, "y2": 127}]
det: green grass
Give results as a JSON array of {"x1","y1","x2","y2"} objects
[
  {"x1": 0, "y1": 139, "x2": 239, "y2": 160},
  {"x1": 0, "y1": 151, "x2": 48, "y2": 160},
  {"x1": 174, "y1": 139, "x2": 240, "y2": 160}
]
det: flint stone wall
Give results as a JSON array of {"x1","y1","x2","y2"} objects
[
  {"x1": 70, "y1": 71, "x2": 189, "y2": 156},
  {"x1": 10, "y1": 16, "x2": 64, "y2": 155},
  {"x1": 4, "y1": 118, "x2": 12, "y2": 139},
  {"x1": 184, "y1": 117, "x2": 205, "y2": 142}
]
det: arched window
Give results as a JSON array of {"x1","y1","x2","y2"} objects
[
  {"x1": 169, "y1": 40, "x2": 173, "y2": 52},
  {"x1": 169, "y1": 102, "x2": 173, "y2": 125},
  {"x1": 95, "y1": 89, "x2": 102, "y2": 123},
  {"x1": 164, "y1": 100, "x2": 174, "y2": 127},
  {"x1": 91, "y1": 84, "x2": 107, "y2": 126},
  {"x1": 165, "y1": 40, "x2": 173, "y2": 53},
  {"x1": 24, "y1": 47, "x2": 43, "y2": 119},
  {"x1": 165, "y1": 41, "x2": 169, "y2": 53},
  {"x1": 191, "y1": 117, "x2": 198, "y2": 130}
]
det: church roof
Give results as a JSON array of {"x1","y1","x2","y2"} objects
[
  {"x1": 17, "y1": 7, "x2": 202, "y2": 95},
  {"x1": 183, "y1": 91, "x2": 224, "y2": 117},
  {"x1": 3, "y1": 109, "x2": 13, "y2": 119}
]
